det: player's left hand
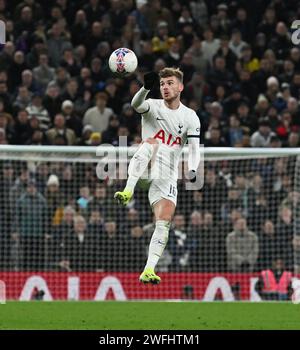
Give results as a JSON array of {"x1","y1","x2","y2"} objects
[{"x1": 188, "y1": 170, "x2": 197, "y2": 183}]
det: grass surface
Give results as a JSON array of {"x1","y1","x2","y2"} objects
[{"x1": 0, "y1": 301, "x2": 300, "y2": 330}]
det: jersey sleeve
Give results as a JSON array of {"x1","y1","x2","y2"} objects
[
  {"x1": 140, "y1": 98, "x2": 156, "y2": 117},
  {"x1": 131, "y1": 87, "x2": 151, "y2": 114},
  {"x1": 187, "y1": 112, "x2": 201, "y2": 140}
]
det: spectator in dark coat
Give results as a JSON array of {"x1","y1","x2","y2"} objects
[
  {"x1": 60, "y1": 215, "x2": 100, "y2": 271},
  {"x1": 13, "y1": 178, "x2": 48, "y2": 271}
]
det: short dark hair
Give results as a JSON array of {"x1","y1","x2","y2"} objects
[{"x1": 159, "y1": 67, "x2": 183, "y2": 83}]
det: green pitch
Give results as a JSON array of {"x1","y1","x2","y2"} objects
[{"x1": 0, "y1": 302, "x2": 300, "y2": 330}]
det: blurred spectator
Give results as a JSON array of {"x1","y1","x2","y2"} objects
[
  {"x1": 286, "y1": 131, "x2": 300, "y2": 147},
  {"x1": 276, "y1": 206, "x2": 293, "y2": 269},
  {"x1": 250, "y1": 119, "x2": 276, "y2": 147},
  {"x1": 77, "y1": 185, "x2": 92, "y2": 215},
  {"x1": 59, "y1": 215, "x2": 100, "y2": 271},
  {"x1": 255, "y1": 258, "x2": 293, "y2": 300},
  {"x1": 185, "y1": 210, "x2": 202, "y2": 270},
  {"x1": 71, "y1": 9, "x2": 89, "y2": 47},
  {"x1": 119, "y1": 103, "x2": 140, "y2": 135},
  {"x1": 60, "y1": 164, "x2": 78, "y2": 201},
  {"x1": 99, "y1": 219, "x2": 122, "y2": 271},
  {"x1": 43, "y1": 83, "x2": 62, "y2": 119},
  {"x1": 257, "y1": 219, "x2": 281, "y2": 270},
  {"x1": 13, "y1": 110, "x2": 31, "y2": 145},
  {"x1": 27, "y1": 117, "x2": 45, "y2": 145},
  {"x1": 60, "y1": 78, "x2": 80, "y2": 106},
  {"x1": 202, "y1": 168, "x2": 227, "y2": 220},
  {"x1": 286, "y1": 97, "x2": 300, "y2": 125},
  {"x1": 13, "y1": 178, "x2": 48, "y2": 271},
  {"x1": 201, "y1": 27, "x2": 220, "y2": 64},
  {"x1": 0, "y1": 111, "x2": 14, "y2": 143},
  {"x1": 229, "y1": 28, "x2": 247, "y2": 59},
  {"x1": 45, "y1": 174, "x2": 64, "y2": 227},
  {"x1": 26, "y1": 92, "x2": 50, "y2": 131},
  {"x1": 225, "y1": 115, "x2": 244, "y2": 147},
  {"x1": 9, "y1": 167, "x2": 29, "y2": 212},
  {"x1": 79, "y1": 124, "x2": 94, "y2": 146},
  {"x1": 164, "y1": 38, "x2": 181, "y2": 67},
  {"x1": 205, "y1": 127, "x2": 227, "y2": 147},
  {"x1": 206, "y1": 55, "x2": 233, "y2": 91},
  {"x1": 61, "y1": 100, "x2": 82, "y2": 138},
  {"x1": 21, "y1": 69, "x2": 40, "y2": 94},
  {"x1": 49, "y1": 66, "x2": 70, "y2": 95},
  {"x1": 60, "y1": 48, "x2": 80, "y2": 77},
  {"x1": 8, "y1": 51, "x2": 28, "y2": 91},
  {"x1": 101, "y1": 115, "x2": 120, "y2": 144},
  {"x1": 168, "y1": 213, "x2": 189, "y2": 271},
  {"x1": 221, "y1": 186, "x2": 245, "y2": 222},
  {"x1": 226, "y1": 218, "x2": 259, "y2": 272},
  {"x1": 46, "y1": 113, "x2": 76, "y2": 145},
  {"x1": 0, "y1": 161, "x2": 15, "y2": 269},
  {"x1": 237, "y1": 101, "x2": 256, "y2": 133},
  {"x1": 47, "y1": 22, "x2": 72, "y2": 67},
  {"x1": 124, "y1": 225, "x2": 146, "y2": 271},
  {"x1": 240, "y1": 45, "x2": 260, "y2": 73},
  {"x1": 139, "y1": 41, "x2": 156, "y2": 71},
  {"x1": 13, "y1": 85, "x2": 32, "y2": 111},
  {"x1": 257, "y1": 7, "x2": 277, "y2": 41},
  {"x1": 32, "y1": 54, "x2": 55, "y2": 92},
  {"x1": 293, "y1": 235, "x2": 300, "y2": 274},
  {"x1": 269, "y1": 22, "x2": 291, "y2": 61},
  {"x1": 184, "y1": 71, "x2": 209, "y2": 105},
  {"x1": 88, "y1": 207, "x2": 104, "y2": 237},
  {"x1": 83, "y1": 0, "x2": 107, "y2": 24},
  {"x1": 83, "y1": 92, "x2": 114, "y2": 133},
  {"x1": 215, "y1": 34, "x2": 236, "y2": 71}
]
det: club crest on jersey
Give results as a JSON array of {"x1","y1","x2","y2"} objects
[
  {"x1": 178, "y1": 124, "x2": 183, "y2": 134},
  {"x1": 153, "y1": 129, "x2": 182, "y2": 146}
]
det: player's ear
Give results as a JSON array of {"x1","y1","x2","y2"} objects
[{"x1": 179, "y1": 82, "x2": 184, "y2": 92}]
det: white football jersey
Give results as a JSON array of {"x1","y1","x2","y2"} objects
[{"x1": 140, "y1": 98, "x2": 201, "y2": 180}]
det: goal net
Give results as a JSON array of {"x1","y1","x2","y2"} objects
[{"x1": 0, "y1": 145, "x2": 299, "y2": 301}]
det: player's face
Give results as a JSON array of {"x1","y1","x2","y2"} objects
[{"x1": 160, "y1": 76, "x2": 183, "y2": 102}]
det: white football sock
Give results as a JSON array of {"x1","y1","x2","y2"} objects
[
  {"x1": 124, "y1": 142, "x2": 154, "y2": 193},
  {"x1": 145, "y1": 220, "x2": 170, "y2": 270}
]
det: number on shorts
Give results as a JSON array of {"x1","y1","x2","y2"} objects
[{"x1": 169, "y1": 184, "x2": 176, "y2": 197}]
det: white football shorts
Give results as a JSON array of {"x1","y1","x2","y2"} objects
[{"x1": 148, "y1": 178, "x2": 178, "y2": 207}]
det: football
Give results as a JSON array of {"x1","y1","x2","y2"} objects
[{"x1": 108, "y1": 48, "x2": 138, "y2": 75}]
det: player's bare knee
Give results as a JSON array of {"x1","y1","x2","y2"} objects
[{"x1": 156, "y1": 215, "x2": 172, "y2": 222}]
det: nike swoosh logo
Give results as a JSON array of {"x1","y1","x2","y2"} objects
[{"x1": 156, "y1": 118, "x2": 165, "y2": 121}]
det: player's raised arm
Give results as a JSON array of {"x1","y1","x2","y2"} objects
[{"x1": 131, "y1": 72, "x2": 158, "y2": 114}]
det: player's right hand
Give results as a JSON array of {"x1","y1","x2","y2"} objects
[
  {"x1": 187, "y1": 170, "x2": 197, "y2": 183},
  {"x1": 144, "y1": 71, "x2": 158, "y2": 90}
]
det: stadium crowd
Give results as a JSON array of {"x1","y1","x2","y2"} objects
[
  {"x1": 0, "y1": 0, "x2": 300, "y2": 274},
  {"x1": 0, "y1": 0, "x2": 299, "y2": 147}
]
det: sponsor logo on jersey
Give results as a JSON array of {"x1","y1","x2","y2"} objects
[{"x1": 153, "y1": 129, "x2": 182, "y2": 146}]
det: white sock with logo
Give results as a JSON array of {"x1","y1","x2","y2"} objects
[
  {"x1": 145, "y1": 220, "x2": 170, "y2": 270},
  {"x1": 124, "y1": 142, "x2": 154, "y2": 193}
]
